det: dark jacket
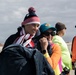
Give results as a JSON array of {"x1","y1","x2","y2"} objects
[
  {"x1": 3, "y1": 27, "x2": 40, "y2": 49},
  {"x1": 3, "y1": 27, "x2": 20, "y2": 49},
  {"x1": 0, "y1": 44, "x2": 55, "y2": 75}
]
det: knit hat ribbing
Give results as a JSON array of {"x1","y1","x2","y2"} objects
[{"x1": 21, "y1": 7, "x2": 40, "y2": 25}]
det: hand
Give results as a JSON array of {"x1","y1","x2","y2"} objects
[
  {"x1": 72, "y1": 62, "x2": 76, "y2": 70},
  {"x1": 63, "y1": 67, "x2": 70, "y2": 74},
  {"x1": 39, "y1": 37, "x2": 48, "y2": 50},
  {"x1": 72, "y1": 65, "x2": 75, "y2": 70}
]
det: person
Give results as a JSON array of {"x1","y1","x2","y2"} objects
[
  {"x1": 3, "y1": 7, "x2": 40, "y2": 49},
  {"x1": 52, "y1": 22, "x2": 72, "y2": 75},
  {"x1": 71, "y1": 26, "x2": 76, "y2": 75},
  {"x1": 0, "y1": 7, "x2": 55, "y2": 75},
  {"x1": 34, "y1": 23, "x2": 63, "y2": 75}
]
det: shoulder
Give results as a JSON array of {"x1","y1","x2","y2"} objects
[
  {"x1": 52, "y1": 43, "x2": 61, "y2": 49},
  {"x1": 53, "y1": 35, "x2": 61, "y2": 40},
  {"x1": 6, "y1": 33, "x2": 19, "y2": 42},
  {"x1": 3, "y1": 32, "x2": 19, "y2": 49},
  {"x1": 52, "y1": 35, "x2": 63, "y2": 44},
  {"x1": 52, "y1": 43, "x2": 61, "y2": 52}
]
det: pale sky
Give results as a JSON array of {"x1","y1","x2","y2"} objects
[{"x1": 0, "y1": 0, "x2": 76, "y2": 43}]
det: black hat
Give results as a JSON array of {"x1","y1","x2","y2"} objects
[{"x1": 55, "y1": 22, "x2": 66, "y2": 31}]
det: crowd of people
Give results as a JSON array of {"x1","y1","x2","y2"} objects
[{"x1": 0, "y1": 7, "x2": 75, "y2": 75}]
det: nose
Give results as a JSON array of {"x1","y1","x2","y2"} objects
[
  {"x1": 34, "y1": 25, "x2": 39, "y2": 31},
  {"x1": 36, "y1": 26, "x2": 39, "y2": 31}
]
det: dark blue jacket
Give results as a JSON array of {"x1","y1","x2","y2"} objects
[{"x1": 0, "y1": 44, "x2": 55, "y2": 75}]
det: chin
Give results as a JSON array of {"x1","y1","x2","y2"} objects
[{"x1": 30, "y1": 33, "x2": 35, "y2": 36}]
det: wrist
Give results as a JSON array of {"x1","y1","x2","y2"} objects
[
  {"x1": 44, "y1": 52, "x2": 49, "y2": 58},
  {"x1": 42, "y1": 50, "x2": 47, "y2": 54}
]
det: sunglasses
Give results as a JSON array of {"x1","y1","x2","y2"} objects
[{"x1": 43, "y1": 31, "x2": 55, "y2": 36}]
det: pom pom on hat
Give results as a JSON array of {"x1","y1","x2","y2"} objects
[
  {"x1": 21, "y1": 7, "x2": 40, "y2": 26},
  {"x1": 28, "y1": 7, "x2": 36, "y2": 13}
]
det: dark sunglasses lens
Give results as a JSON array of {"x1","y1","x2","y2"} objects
[
  {"x1": 43, "y1": 32, "x2": 49, "y2": 36},
  {"x1": 44, "y1": 32, "x2": 55, "y2": 36},
  {"x1": 43, "y1": 32, "x2": 55, "y2": 36},
  {"x1": 50, "y1": 32, "x2": 55, "y2": 36}
]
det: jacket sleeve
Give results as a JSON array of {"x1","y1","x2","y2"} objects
[{"x1": 44, "y1": 44, "x2": 61, "y2": 69}]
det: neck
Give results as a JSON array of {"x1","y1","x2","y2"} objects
[
  {"x1": 49, "y1": 40, "x2": 52, "y2": 44},
  {"x1": 58, "y1": 34, "x2": 63, "y2": 37},
  {"x1": 56, "y1": 32, "x2": 63, "y2": 37}
]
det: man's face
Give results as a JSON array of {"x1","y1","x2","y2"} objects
[{"x1": 24, "y1": 23, "x2": 40, "y2": 36}]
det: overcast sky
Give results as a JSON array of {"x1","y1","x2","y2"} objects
[{"x1": 0, "y1": 0, "x2": 76, "y2": 43}]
